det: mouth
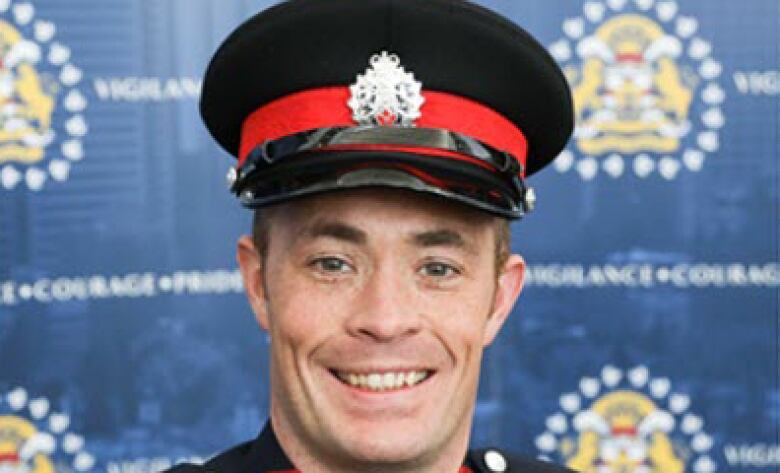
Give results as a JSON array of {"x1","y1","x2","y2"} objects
[{"x1": 329, "y1": 369, "x2": 434, "y2": 392}]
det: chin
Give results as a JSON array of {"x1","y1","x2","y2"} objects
[
  {"x1": 340, "y1": 436, "x2": 429, "y2": 465},
  {"x1": 327, "y1": 419, "x2": 436, "y2": 464}
]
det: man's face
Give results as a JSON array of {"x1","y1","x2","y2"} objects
[{"x1": 237, "y1": 189, "x2": 525, "y2": 470}]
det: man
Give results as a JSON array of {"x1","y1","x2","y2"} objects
[{"x1": 169, "y1": 0, "x2": 574, "y2": 471}]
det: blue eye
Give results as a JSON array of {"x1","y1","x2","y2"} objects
[
  {"x1": 312, "y1": 257, "x2": 351, "y2": 273},
  {"x1": 420, "y1": 261, "x2": 459, "y2": 278}
]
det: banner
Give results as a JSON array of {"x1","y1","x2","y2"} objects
[{"x1": 1, "y1": 1, "x2": 777, "y2": 471}]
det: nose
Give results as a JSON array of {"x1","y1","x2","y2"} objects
[{"x1": 344, "y1": 262, "x2": 422, "y2": 342}]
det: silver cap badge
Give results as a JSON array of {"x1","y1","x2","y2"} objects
[{"x1": 348, "y1": 52, "x2": 424, "y2": 126}]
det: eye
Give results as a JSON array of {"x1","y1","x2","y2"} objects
[
  {"x1": 310, "y1": 256, "x2": 352, "y2": 273},
  {"x1": 419, "y1": 261, "x2": 460, "y2": 278}
]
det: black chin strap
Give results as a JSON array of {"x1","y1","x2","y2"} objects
[{"x1": 230, "y1": 126, "x2": 524, "y2": 191}]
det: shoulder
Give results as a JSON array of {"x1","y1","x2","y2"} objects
[
  {"x1": 161, "y1": 440, "x2": 254, "y2": 473},
  {"x1": 163, "y1": 443, "x2": 573, "y2": 473},
  {"x1": 163, "y1": 466, "x2": 208, "y2": 473},
  {"x1": 467, "y1": 448, "x2": 574, "y2": 473}
]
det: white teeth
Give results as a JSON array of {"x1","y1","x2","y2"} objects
[
  {"x1": 395, "y1": 372, "x2": 404, "y2": 388},
  {"x1": 337, "y1": 370, "x2": 429, "y2": 391},
  {"x1": 383, "y1": 372, "x2": 395, "y2": 387},
  {"x1": 405, "y1": 372, "x2": 418, "y2": 386},
  {"x1": 368, "y1": 373, "x2": 381, "y2": 389}
]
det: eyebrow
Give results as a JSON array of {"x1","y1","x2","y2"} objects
[
  {"x1": 303, "y1": 221, "x2": 367, "y2": 244},
  {"x1": 411, "y1": 229, "x2": 468, "y2": 250},
  {"x1": 301, "y1": 222, "x2": 472, "y2": 251}
]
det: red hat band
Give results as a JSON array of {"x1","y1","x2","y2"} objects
[{"x1": 238, "y1": 86, "x2": 529, "y2": 177}]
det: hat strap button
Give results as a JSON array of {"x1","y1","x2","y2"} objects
[
  {"x1": 524, "y1": 186, "x2": 536, "y2": 212},
  {"x1": 226, "y1": 166, "x2": 238, "y2": 189}
]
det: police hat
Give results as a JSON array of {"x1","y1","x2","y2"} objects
[{"x1": 201, "y1": 0, "x2": 573, "y2": 219}]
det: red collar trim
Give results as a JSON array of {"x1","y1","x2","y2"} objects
[
  {"x1": 238, "y1": 87, "x2": 528, "y2": 175},
  {"x1": 269, "y1": 468, "x2": 473, "y2": 473}
]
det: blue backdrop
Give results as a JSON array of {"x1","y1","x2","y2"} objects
[{"x1": 0, "y1": 0, "x2": 777, "y2": 472}]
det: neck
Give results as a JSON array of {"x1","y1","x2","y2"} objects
[{"x1": 270, "y1": 404, "x2": 473, "y2": 473}]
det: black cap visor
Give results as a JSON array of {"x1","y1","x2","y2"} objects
[{"x1": 233, "y1": 149, "x2": 529, "y2": 218}]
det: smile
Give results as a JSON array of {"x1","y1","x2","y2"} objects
[{"x1": 331, "y1": 370, "x2": 433, "y2": 392}]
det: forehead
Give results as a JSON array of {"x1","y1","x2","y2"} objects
[{"x1": 265, "y1": 188, "x2": 496, "y2": 242}]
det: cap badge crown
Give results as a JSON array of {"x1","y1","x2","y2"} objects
[{"x1": 348, "y1": 52, "x2": 425, "y2": 126}]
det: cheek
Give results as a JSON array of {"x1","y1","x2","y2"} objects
[
  {"x1": 434, "y1": 277, "x2": 495, "y2": 324},
  {"x1": 265, "y1": 264, "x2": 349, "y2": 351},
  {"x1": 425, "y1": 282, "x2": 496, "y2": 362}
]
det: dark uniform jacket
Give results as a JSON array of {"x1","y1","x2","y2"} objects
[{"x1": 166, "y1": 422, "x2": 573, "y2": 473}]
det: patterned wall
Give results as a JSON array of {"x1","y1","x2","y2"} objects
[{"x1": 0, "y1": 0, "x2": 777, "y2": 472}]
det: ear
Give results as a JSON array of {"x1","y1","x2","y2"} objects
[
  {"x1": 236, "y1": 235, "x2": 271, "y2": 331},
  {"x1": 482, "y1": 254, "x2": 526, "y2": 346}
]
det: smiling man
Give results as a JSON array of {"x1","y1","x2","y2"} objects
[
  {"x1": 233, "y1": 189, "x2": 526, "y2": 473},
  {"x1": 168, "y1": 0, "x2": 574, "y2": 472}
]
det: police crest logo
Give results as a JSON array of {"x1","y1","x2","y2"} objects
[
  {"x1": 536, "y1": 366, "x2": 717, "y2": 473},
  {"x1": 549, "y1": 0, "x2": 725, "y2": 180},
  {"x1": 348, "y1": 52, "x2": 425, "y2": 126},
  {"x1": 0, "y1": 387, "x2": 95, "y2": 472},
  {"x1": 0, "y1": 0, "x2": 87, "y2": 191}
]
